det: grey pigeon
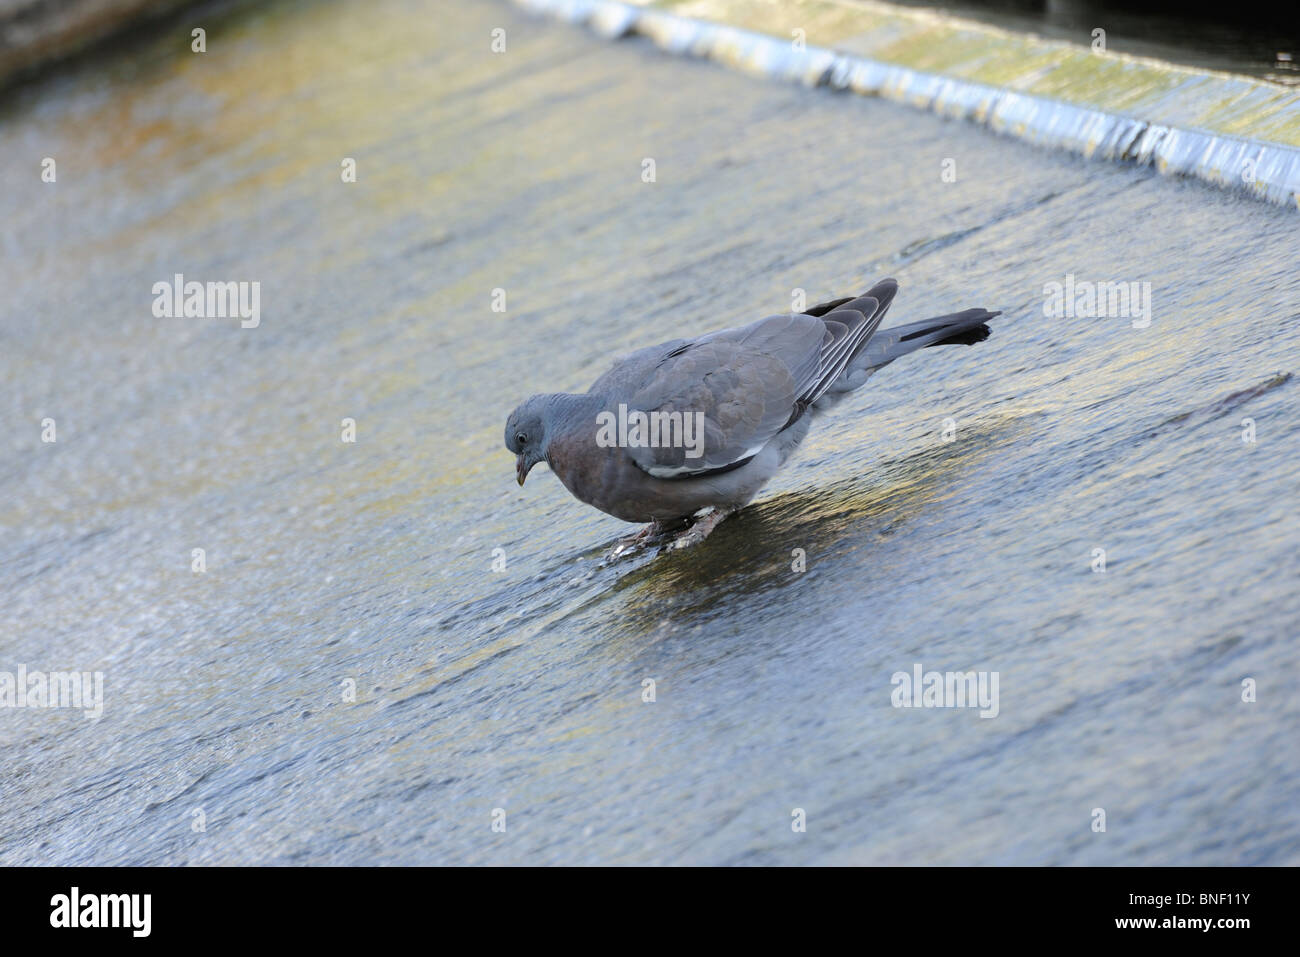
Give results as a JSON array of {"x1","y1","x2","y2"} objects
[{"x1": 505, "y1": 278, "x2": 1000, "y2": 552}]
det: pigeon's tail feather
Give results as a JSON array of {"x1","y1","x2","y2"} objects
[
  {"x1": 878, "y1": 308, "x2": 1000, "y2": 359},
  {"x1": 815, "y1": 307, "x2": 1000, "y2": 404}
]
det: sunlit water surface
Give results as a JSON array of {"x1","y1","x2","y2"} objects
[{"x1": 1, "y1": 0, "x2": 1297, "y2": 864}]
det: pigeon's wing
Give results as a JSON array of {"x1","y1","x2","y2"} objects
[
  {"x1": 803, "y1": 296, "x2": 854, "y2": 317},
  {"x1": 614, "y1": 313, "x2": 823, "y2": 478},
  {"x1": 586, "y1": 338, "x2": 691, "y2": 397},
  {"x1": 802, "y1": 277, "x2": 898, "y2": 324},
  {"x1": 611, "y1": 285, "x2": 896, "y2": 479}
]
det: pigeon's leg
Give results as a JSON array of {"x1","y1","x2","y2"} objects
[
  {"x1": 605, "y1": 519, "x2": 676, "y2": 561},
  {"x1": 668, "y1": 507, "x2": 733, "y2": 550}
]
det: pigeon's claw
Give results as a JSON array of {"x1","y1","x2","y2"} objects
[{"x1": 667, "y1": 507, "x2": 732, "y2": 550}]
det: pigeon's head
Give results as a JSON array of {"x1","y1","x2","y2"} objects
[{"x1": 505, "y1": 395, "x2": 552, "y2": 486}]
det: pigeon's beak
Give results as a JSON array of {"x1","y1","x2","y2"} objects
[{"x1": 516, "y1": 454, "x2": 530, "y2": 486}]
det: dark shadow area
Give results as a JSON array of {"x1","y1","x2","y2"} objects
[
  {"x1": 893, "y1": 0, "x2": 1300, "y2": 82},
  {"x1": 588, "y1": 410, "x2": 1032, "y2": 647}
]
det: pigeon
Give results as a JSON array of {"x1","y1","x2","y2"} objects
[{"x1": 505, "y1": 278, "x2": 1000, "y2": 552}]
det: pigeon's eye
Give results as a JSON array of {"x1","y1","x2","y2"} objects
[{"x1": 515, "y1": 432, "x2": 528, "y2": 447}]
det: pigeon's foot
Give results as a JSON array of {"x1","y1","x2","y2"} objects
[
  {"x1": 667, "y1": 507, "x2": 733, "y2": 551},
  {"x1": 605, "y1": 520, "x2": 678, "y2": 562}
]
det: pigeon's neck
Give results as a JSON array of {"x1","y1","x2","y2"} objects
[
  {"x1": 547, "y1": 393, "x2": 605, "y2": 437},
  {"x1": 542, "y1": 393, "x2": 605, "y2": 465}
]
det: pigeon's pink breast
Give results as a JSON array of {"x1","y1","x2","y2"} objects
[{"x1": 546, "y1": 429, "x2": 779, "y2": 524}]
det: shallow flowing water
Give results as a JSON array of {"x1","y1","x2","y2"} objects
[{"x1": 1, "y1": 0, "x2": 1297, "y2": 865}]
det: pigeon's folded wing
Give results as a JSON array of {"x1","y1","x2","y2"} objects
[{"x1": 613, "y1": 303, "x2": 887, "y2": 479}]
